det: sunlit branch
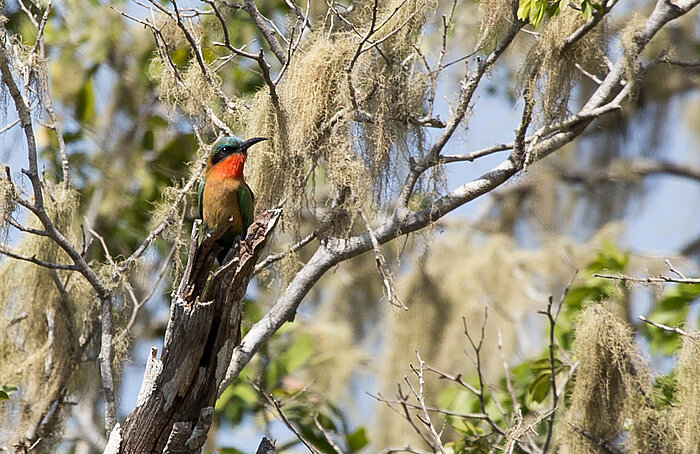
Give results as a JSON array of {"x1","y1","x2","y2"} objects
[
  {"x1": 0, "y1": 244, "x2": 77, "y2": 270},
  {"x1": 0, "y1": 32, "x2": 117, "y2": 434},
  {"x1": 221, "y1": 0, "x2": 700, "y2": 407},
  {"x1": 639, "y1": 315, "x2": 698, "y2": 338},
  {"x1": 396, "y1": 20, "x2": 524, "y2": 213},
  {"x1": 241, "y1": 0, "x2": 288, "y2": 65},
  {"x1": 254, "y1": 230, "x2": 318, "y2": 274},
  {"x1": 595, "y1": 273, "x2": 700, "y2": 285},
  {"x1": 559, "y1": 0, "x2": 619, "y2": 53}
]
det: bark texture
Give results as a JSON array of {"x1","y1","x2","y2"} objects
[{"x1": 118, "y1": 209, "x2": 281, "y2": 453}]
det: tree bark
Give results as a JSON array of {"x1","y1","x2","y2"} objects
[{"x1": 116, "y1": 209, "x2": 281, "y2": 453}]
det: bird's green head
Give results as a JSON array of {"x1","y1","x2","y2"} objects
[{"x1": 210, "y1": 136, "x2": 267, "y2": 165}]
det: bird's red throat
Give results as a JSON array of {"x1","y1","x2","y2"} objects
[{"x1": 212, "y1": 154, "x2": 246, "y2": 179}]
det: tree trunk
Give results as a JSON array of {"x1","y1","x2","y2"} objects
[{"x1": 113, "y1": 210, "x2": 281, "y2": 454}]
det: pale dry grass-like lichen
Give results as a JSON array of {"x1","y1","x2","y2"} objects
[
  {"x1": 153, "y1": 56, "x2": 220, "y2": 118},
  {"x1": 477, "y1": 0, "x2": 515, "y2": 50},
  {"x1": 0, "y1": 184, "x2": 90, "y2": 445},
  {"x1": 148, "y1": 0, "x2": 437, "y2": 241},
  {"x1": 628, "y1": 406, "x2": 679, "y2": 454},
  {"x1": 0, "y1": 178, "x2": 137, "y2": 447},
  {"x1": 674, "y1": 335, "x2": 700, "y2": 454},
  {"x1": 558, "y1": 303, "x2": 650, "y2": 454},
  {"x1": 373, "y1": 229, "x2": 622, "y2": 447},
  {"x1": 627, "y1": 333, "x2": 700, "y2": 454},
  {"x1": 0, "y1": 175, "x2": 15, "y2": 240},
  {"x1": 235, "y1": 0, "x2": 435, "y2": 236},
  {"x1": 521, "y1": 7, "x2": 607, "y2": 122}
]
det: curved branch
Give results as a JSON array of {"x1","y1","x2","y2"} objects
[
  {"x1": 220, "y1": 0, "x2": 700, "y2": 396},
  {"x1": 241, "y1": 0, "x2": 288, "y2": 65},
  {"x1": 0, "y1": 34, "x2": 117, "y2": 433}
]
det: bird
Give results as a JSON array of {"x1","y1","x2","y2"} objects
[{"x1": 198, "y1": 135, "x2": 266, "y2": 264}]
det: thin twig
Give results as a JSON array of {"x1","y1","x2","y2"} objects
[
  {"x1": 250, "y1": 381, "x2": 322, "y2": 454},
  {"x1": 368, "y1": 392, "x2": 490, "y2": 420},
  {"x1": 357, "y1": 203, "x2": 406, "y2": 310},
  {"x1": 406, "y1": 352, "x2": 447, "y2": 454},
  {"x1": 595, "y1": 273, "x2": 700, "y2": 285},
  {"x1": 254, "y1": 230, "x2": 318, "y2": 274},
  {"x1": 639, "y1": 315, "x2": 698, "y2": 338},
  {"x1": 539, "y1": 296, "x2": 559, "y2": 454},
  {"x1": 313, "y1": 414, "x2": 344, "y2": 454},
  {"x1": 539, "y1": 271, "x2": 576, "y2": 453},
  {"x1": 242, "y1": 0, "x2": 288, "y2": 64},
  {"x1": 462, "y1": 312, "x2": 506, "y2": 437},
  {"x1": 568, "y1": 422, "x2": 624, "y2": 454},
  {"x1": 497, "y1": 329, "x2": 519, "y2": 416}
]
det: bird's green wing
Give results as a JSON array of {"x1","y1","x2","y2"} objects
[
  {"x1": 237, "y1": 183, "x2": 255, "y2": 230},
  {"x1": 198, "y1": 178, "x2": 205, "y2": 220}
]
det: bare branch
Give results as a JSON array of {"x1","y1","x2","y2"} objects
[
  {"x1": 0, "y1": 35, "x2": 117, "y2": 433},
  {"x1": 559, "y1": 0, "x2": 619, "y2": 53},
  {"x1": 539, "y1": 297, "x2": 559, "y2": 453},
  {"x1": 254, "y1": 230, "x2": 318, "y2": 274},
  {"x1": 357, "y1": 202, "x2": 406, "y2": 310},
  {"x1": 662, "y1": 56, "x2": 700, "y2": 68},
  {"x1": 638, "y1": 315, "x2": 699, "y2": 338},
  {"x1": 406, "y1": 352, "x2": 447, "y2": 454},
  {"x1": 313, "y1": 414, "x2": 345, "y2": 454},
  {"x1": 568, "y1": 422, "x2": 624, "y2": 454},
  {"x1": 251, "y1": 381, "x2": 323, "y2": 454},
  {"x1": 0, "y1": 244, "x2": 77, "y2": 269},
  {"x1": 241, "y1": 0, "x2": 288, "y2": 65},
  {"x1": 395, "y1": 20, "x2": 524, "y2": 213},
  {"x1": 594, "y1": 273, "x2": 700, "y2": 285},
  {"x1": 368, "y1": 392, "x2": 490, "y2": 420},
  {"x1": 378, "y1": 445, "x2": 432, "y2": 454},
  {"x1": 497, "y1": 329, "x2": 519, "y2": 416}
]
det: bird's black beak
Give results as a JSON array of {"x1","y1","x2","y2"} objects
[{"x1": 242, "y1": 137, "x2": 268, "y2": 152}]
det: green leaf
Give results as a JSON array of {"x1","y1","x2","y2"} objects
[
  {"x1": 0, "y1": 385, "x2": 17, "y2": 400},
  {"x1": 142, "y1": 129, "x2": 154, "y2": 151},
  {"x1": 76, "y1": 77, "x2": 95, "y2": 124},
  {"x1": 530, "y1": 357, "x2": 562, "y2": 373},
  {"x1": 147, "y1": 115, "x2": 169, "y2": 129},
  {"x1": 581, "y1": 1, "x2": 593, "y2": 20},
  {"x1": 517, "y1": 0, "x2": 533, "y2": 22},
  {"x1": 530, "y1": 0, "x2": 547, "y2": 28},
  {"x1": 588, "y1": 241, "x2": 628, "y2": 272},
  {"x1": 653, "y1": 373, "x2": 678, "y2": 407},
  {"x1": 281, "y1": 333, "x2": 314, "y2": 374},
  {"x1": 547, "y1": 3, "x2": 561, "y2": 17},
  {"x1": 347, "y1": 427, "x2": 368, "y2": 452},
  {"x1": 642, "y1": 284, "x2": 700, "y2": 354},
  {"x1": 528, "y1": 372, "x2": 551, "y2": 402},
  {"x1": 218, "y1": 447, "x2": 245, "y2": 454}
]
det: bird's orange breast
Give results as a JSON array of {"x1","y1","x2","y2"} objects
[
  {"x1": 202, "y1": 176, "x2": 245, "y2": 233},
  {"x1": 211, "y1": 153, "x2": 246, "y2": 179}
]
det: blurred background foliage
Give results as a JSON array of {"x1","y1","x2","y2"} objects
[{"x1": 0, "y1": 0, "x2": 699, "y2": 453}]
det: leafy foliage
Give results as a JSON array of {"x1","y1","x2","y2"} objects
[
  {"x1": 214, "y1": 302, "x2": 368, "y2": 453},
  {"x1": 0, "y1": 385, "x2": 17, "y2": 400},
  {"x1": 424, "y1": 244, "x2": 700, "y2": 453},
  {"x1": 518, "y1": 0, "x2": 604, "y2": 27}
]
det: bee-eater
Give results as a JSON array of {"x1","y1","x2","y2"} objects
[{"x1": 198, "y1": 136, "x2": 266, "y2": 264}]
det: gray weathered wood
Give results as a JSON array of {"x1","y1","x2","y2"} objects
[{"x1": 118, "y1": 209, "x2": 281, "y2": 453}]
